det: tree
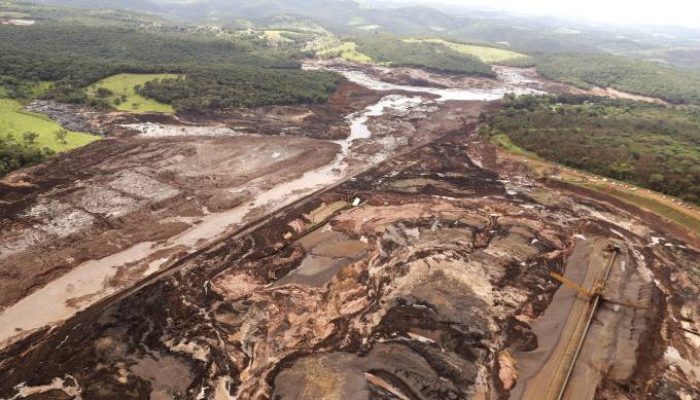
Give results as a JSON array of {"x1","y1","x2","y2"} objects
[
  {"x1": 649, "y1": 174, "x2": 665, "y2": 184},
  {"x1": 22, "y1": 131, "x2": 39, "y2": 146},
  {"x1": 95, "y1": 87, "x2": 113, "y2": 98},
  {"x1": 54, "y1": 129, "x2": 68, "y2": 147}
]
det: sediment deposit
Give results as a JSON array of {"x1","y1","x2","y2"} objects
[{"x1": 1, "y1": 63, "x2": 698, "y2": 400}]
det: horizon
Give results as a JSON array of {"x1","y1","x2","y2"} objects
[{"x1": 367, "y1": 0, "x2": 700, "y2": 29}]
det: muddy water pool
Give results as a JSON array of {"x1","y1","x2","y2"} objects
[{"x1": 274, "y1": 227, "x2": 368, "y2": 287}]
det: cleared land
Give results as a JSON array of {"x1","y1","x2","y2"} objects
[
  {"x1": 317, "y1": 41, "x2": 373, "y2": 63},
  {"x1": 406, "y1": 38, "x2": 528, "y2": 64},
  {"x1": 262, "y1": 30, "x2": 294, "y2": 42},
  {"x1": 0, "y1": 97, "x2": 98, "y2": 151},
  {"x1": 88, "y1": 73, "x2": 178, "y2": 113}
]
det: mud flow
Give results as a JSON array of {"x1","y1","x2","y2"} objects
[{"x1": 1, "y1": 63, "x2": 699, "y2": 400}]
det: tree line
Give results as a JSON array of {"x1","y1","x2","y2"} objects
[
  {"x1": 0, "y1": 133, "x2": 55, "y2": 177},
  {"x1": 354, "y1": 34, "x2": 495, "y2": 77},
  {"x1": 536, "y1": 53, "x2": 700, "y2": 105},
  {"x1": 0, "y1": 23, "x2": 325, "y2": 105},
  {"x1": 483, "y1": 95, "x2": 700, "y2": 204},
  {"x1": 136, "y1": 68, "x2": 340, "y2": 112}
]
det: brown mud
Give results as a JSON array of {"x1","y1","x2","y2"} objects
[
  {"x1": 0, "y1": 65, "x2": 699, "y2": 400},
  {"x1": 1, "y1": 128, "x2": 699, "y2": 399}
]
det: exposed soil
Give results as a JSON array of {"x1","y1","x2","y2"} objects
[{"x1": 0, "y1": 64, "x2": 699, "y2": 400}]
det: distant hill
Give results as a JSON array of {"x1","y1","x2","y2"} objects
[
  {"x1": 31, "y1": 0, "x2": 457, "y2": 34},
  {"x1": 24, "y1": 0, "x2": 700, "y2": 65},
  {"x1": 32, "y1": 0, "x2": 160, "y2": 11}
]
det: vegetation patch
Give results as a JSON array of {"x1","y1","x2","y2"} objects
[
  {"x1": 354, "y1": 35, "x2": 495, "y2": 76},
  {"x1": 488, "y1": 133, "x2": 538, "y2": 158},
  {"x1": 317, "y1": 41, "x2": 373, "y2": 63},
  {"x1": 0, "y1": 23, "x2": 301, "y2": 104},
  {"x1": 405, "y1": 38, "x2": 528, "y2": 64},
  {"x1": 263, "y1": 30, "x2": 294, "y2": 43},
  {"x1": 136, "y1": 68, "x2": 340, "y2": 113},
  {"x1": 0, "y1": 11, "x2": 31, "y2": 18},
  {"x1": 483, "y1": 95, "x2": 700, "y2": 205},
  {"x1": 88, "y1": 73, "x2": 178, "y2": 113},
  {"x1": 0, "y1": 98, "x2": 98, "y2": 151},
  {"x1": 536, "y1": 53, "x2": 700, "y2": 104},
  {"x1": 580, "y1": 182, "x2": 700, "y2": 234},
  {"x1": 0, "y1": 94, "x2": 98, "y2": 176}
]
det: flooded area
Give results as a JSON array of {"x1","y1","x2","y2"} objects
[
  {"x1": 2, "y1": 61, "x2": 699, "y2": 400},
  {"x1": 0, "y1": 65, "x2": 498, "y2": 350},
  {"x1": 307, "y1": 63, "x2": 545, "y2": 101},
  {"x1": 275, "y1": 227, "x2": 367, "y2": 287},
  {"x1": 129, "y1": 353, "x2": 194, "y2": 400}
]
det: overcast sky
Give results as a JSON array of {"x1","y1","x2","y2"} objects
[{"x1": 407, "y1": 0, "x2": 700, "y2": 28}]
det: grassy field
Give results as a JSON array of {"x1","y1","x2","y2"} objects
[
  {"x1": 489, "y1": 133, "x2": 539, "y2": 158},
  {"x1": 262, "y1": 30, "x2": 294, "y2": 43},
  {"x1": 0, "y1": 98, "x2": 99, "y2": 152},
  {"x1": 405, "y1": 38, "x2": 528, "y2": 64},
  {"x1": 317, "y1": 41, "x2": 372, "y2": 63},
  {"x1": 88, "y1": 73, "x2": 178, "y2": 113}
]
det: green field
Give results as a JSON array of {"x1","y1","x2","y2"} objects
[
  {"x1": 0, "y1": 98, "x2": 99, "y2": 152},
  {"x1": 263, "y1": 30, "x2": 294, "y2": 43},
  {"x1": 88, "y1": 73, "x2": 178, "y2": 113},
  {"x1": 405, "y1": 38, "x2": 528, "y2": 64},
  {"x1": 489, "y1": 133, "x2": 539, "y2": 158},
  {"x1": 317, "y1": 41, "x2": 372, "y2": 63}
]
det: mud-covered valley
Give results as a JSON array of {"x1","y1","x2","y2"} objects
[{"x1": 1, "y1": 63, "x2": 700, "y2": 400}]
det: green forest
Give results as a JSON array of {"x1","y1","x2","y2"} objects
[
  {"x1": 483, "y1": 95, "x2": 700, "y2": 204},
  {"x1": 136, "y1": 68, "x2": 340, "y2": 112},
  {"x1": 0, "y1": 23, "x2": 333, "y2": 105},
  {"x1": 0, "y1": 22, "x2": 340, "y2": 175},
  {"x1": 0, "y1": 134, "x2": 55, "y2": 177},
  {"x1": 535, "y1": 54, "x2": 700, "y2": 104},
  {"x1": 354, "y1": 35, "x2": 495, "y2": 76}
]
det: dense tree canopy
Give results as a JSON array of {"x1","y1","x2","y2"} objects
[
  {"x1": 0, "y1": 23, "x2": 327, "y2": 105},
  {"x1": 354, "y1": 35, "x2": 495, "y2": 77},
  {"x1": 483, "y1": 95, "x2": 700, "y2": 204},
  {"x1": 0, "y1": 134, "x2": 55, "y2": 177},
  {"x1": 536, "y1": 54, "x2": 700, "y2": 104},
  {"x1": 137, "y1": 68, "x2": 340, "y2": 112}
]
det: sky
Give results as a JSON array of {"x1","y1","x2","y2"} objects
[{"x1": 407, "y1": 0, "x2": 700, "y2": 28}]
